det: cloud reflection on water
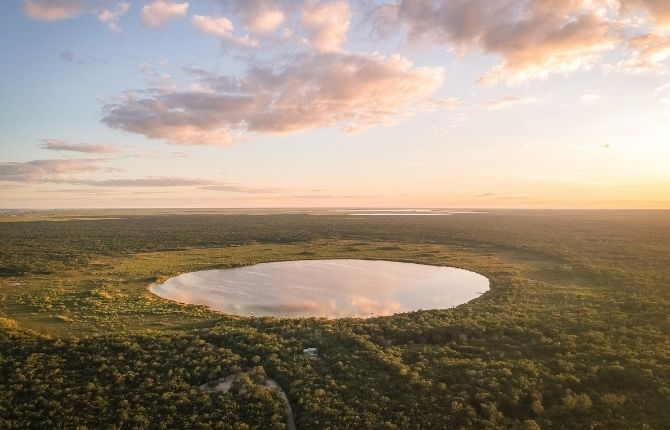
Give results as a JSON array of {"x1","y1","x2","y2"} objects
[{"x1": 151, "y1": 259, "x2": 489, "y2": 318}]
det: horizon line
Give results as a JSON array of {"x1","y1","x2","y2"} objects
[{"x1": 2, "y1": 207, "x2": 669, "y2": 211}]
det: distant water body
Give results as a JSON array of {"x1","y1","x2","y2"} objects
[
  {"x1": 150, "y1": 259, "x2": 490, "y2": 318},
  {"x1": 337, "y1": 209, "x2": 487, "y2": 216}
]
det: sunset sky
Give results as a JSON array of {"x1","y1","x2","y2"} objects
[{"x1": 1, "y1": 0, "x2": 669, "y2": 208}]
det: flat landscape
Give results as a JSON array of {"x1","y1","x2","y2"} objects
[
  {"x1": 1, "y1": 210, "x2": 668, "y2": 429},
  {"x1": 3, "y1": 0, "x2": 670, "y2": 428}
]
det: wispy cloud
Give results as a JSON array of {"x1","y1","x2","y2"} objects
[
  {"x1": 580, "y1": 94, "x2": 601, "y2": 103},
  {"x1": 170, "y1": 151, "x2": 192, "y2": 158},
  {"x1": 485, "y1": 96, "x2": 532, "y2": 110},
  {"x1": 40, "y1": 139, "x2": 121, "y2": 154},
  {"x1": 59, "y1": 51, "x2": 105, "y2": 65},
  {"x1": 200, "y1": 184, "x2": 289, "y2": 194},
  {"x1": 0, "y1": 159, "x2": 315, "y2": 196},
  {"x1": 73, "y1": 177, "x2": 217, "y2": 187},
  {"x1": 136, "y1": 62, "x2": 177, "y2": 90},
  {"x1": 0, "y1": 159, "x2": 104, "y2": 183},
  {"x1": 655, "y1": 83, "x2": 670, "y2": 93},
  {"x1": 614, "y1": 33, "x2": 670, "y2": 74},
  {"x1": 655, "y1": 82, "x2": 670, "y2": 104},
  {"x1": 97, "y1": 2, "x2": 130, "y2": 32}
]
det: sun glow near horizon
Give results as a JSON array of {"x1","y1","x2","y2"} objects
[{"x1": 1, "y1": 0, "x2": 669, "y2": 209}]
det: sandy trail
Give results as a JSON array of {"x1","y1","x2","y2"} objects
[{"x1": 200, "y1": 374, "x2": 296, "y2": 430}]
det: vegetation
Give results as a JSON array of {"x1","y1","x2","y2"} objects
[{"x1": 1, "y1": 210, "x2": 669, "y2": 429}]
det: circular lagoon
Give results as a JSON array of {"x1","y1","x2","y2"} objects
[{"x1": 150, "y1": 259, "x2": 489, "y2": 318}]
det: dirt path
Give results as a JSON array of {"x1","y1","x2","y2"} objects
[
  {"x1": 265, "y1": 378, "x2": 296, "y2": 430},
  {"x1": 199, "y1": 375, "x2": 236, "y2": 393},
  {"x1": 199, "y1": 374, "x2": 296, "y2": 430}
]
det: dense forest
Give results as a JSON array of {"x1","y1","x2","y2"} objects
[{"x1": 1, "y1": 210, "x2": 669, "y2": 429}]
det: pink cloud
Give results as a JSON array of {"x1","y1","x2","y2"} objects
[
  {"x1": 377, "y1": 0, "x2": 620, "y2": 85},
  {"x1": 40, "y1": 139, "x2": 121, "y2": 154},
  {"x1": 141, "y1": 0, "x2": 188, "y2": 27},
  {"x1": 98, "y1": 2, "x2": 130, "y2": 33},
  {"x1": 0, "y1": 159, "x2": 104, "y2": 182},
  {"x1": 102, "y1": 52, "x2": 444, "y2": 145},
  {"x1": 23, "y1": 0, "x2": 85, "y2": 21},
  {"x1": 235, "y1": 0, "x2": 285, "y2": 35},
  {"x1": 0, "y1": 159, "x2": 299, "y2": 193},
  {"x1": 191, "y1": 15, "x2": 258, "y2": 47},
  {"x1": 300, "y1": 1, "x2": 351, "y2": 53}
]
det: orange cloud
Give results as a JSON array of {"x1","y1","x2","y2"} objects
[
  {"x1": 620, "y1": 0, "x2": 670, "y2": 29},
  {"x1": 102, "y1": 52, "x2": 444, "y2": 145},
  {"x1": 616, "y1": 33, "x2": 670, "y2": 73}
]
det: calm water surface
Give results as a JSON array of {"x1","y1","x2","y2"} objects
[{"x1": 150, "y1": 259, "x2": 489, "y2": 318}]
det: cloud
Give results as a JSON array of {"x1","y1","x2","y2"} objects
[
  {"x1": 377, "y1": 0, "x2": 619, "y2": 85},
  {"x1": 615, "y1": 33, "x2": 670, "y2": 73},
  {"x1": 300, "y1": 1, "x2": 350, "y2": 53},
  {"x1": 432, "y1": 97, "x2": 459, "y2": 108},
  {"x1": 59, "y1": 51, "x2": 106, "y2": 65},
  {"x1": 655, "y1": 83, "x2": 670, "y2": 93},
  {"x1": 102, "y1": 52, "x2": 444, "y2": 144},
  {"x1": 200, "y1": 184, "x2": 288, "y2": 193},
  {"x1": 102, "y1": 89, "x2": 251, "y2": 145},
  {"x1": 485, "y1": 96, "x2": 531, "y2": 110},
  {"x1": 474, "y1": 192, "x2": 498, "y2": 198},
  {"x1": 40, "y1": 139, "x2": 120, "y2": 154},
  {"x1": 141, "y1": 1, "x2": 188, "y2": 27},
  {"x1": 75, "y1": 177, "x2": 217, "y2": 187},
  {"x1": 98, "y1": 2, "x2": 130, "y2": 32},
  {"x1": 136, "y1": 62, "x2": 177, "y2": 90},
  {"x1": 171, "y1": 151, "x2": 192, "y2": 158},
  {"x1": 619, "y1": 0, "x2": 670, "y2": 29},
  {"x1": 191, "y1": 15, "x2": 258, "y2": 47},
  {"x1": 235, "y1": 0, "x2": 285, "y2": 35},
  {"x1": 0, "y1": 159, "x2": 103, "y2": 182},
  {"x1": 59, "y1": 51, "x2": 80, "y2": 63},
  {"x1": 23, "y1": 0, "x2": 85, "y2": 21},
  {"x1": 654, "y1": 82, "x2": 670, "y2": 104},
  {"x1": 0, "y1": 160, "x2": 296, "y2": 194},
  {"x1": 580, "y1": 94, "x2": 601, "y2": 103}
]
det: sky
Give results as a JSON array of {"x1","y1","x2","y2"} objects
[{"x1": 0, "y1": 0, "x2": 669, "y2": 209}]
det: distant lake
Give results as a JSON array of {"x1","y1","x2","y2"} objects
[
  {"x1": 341, "y1": 209, "x2": 488, "y2": 216},
  {"x1": 151, "y1": 259, "x2": 489, "y2": 318}
]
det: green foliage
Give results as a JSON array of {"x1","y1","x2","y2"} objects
[{"x1": 1, "y1": 210, "x2": 669, "y2": 428}]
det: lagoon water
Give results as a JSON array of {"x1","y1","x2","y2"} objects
[{"x1": 150, "y1": 259, "x2": 489, "y2": 318}]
